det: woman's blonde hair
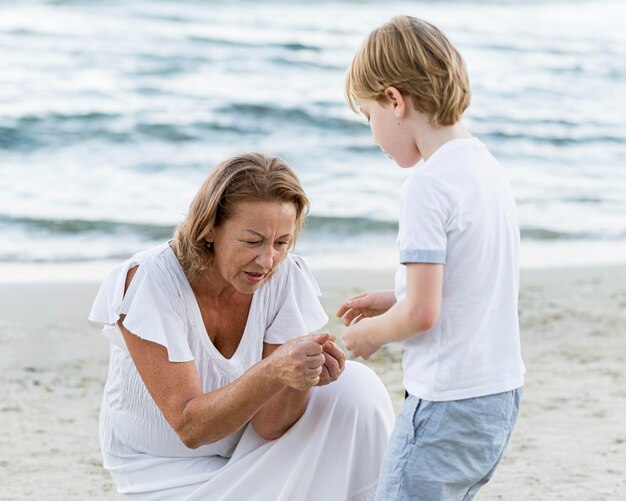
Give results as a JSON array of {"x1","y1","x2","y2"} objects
[
  {"x1": 346, "y1": 16, "x2": 471, "y2": 127},
  {"x1": 173, "y1": 152, "x2": 309, "y2": 279}
]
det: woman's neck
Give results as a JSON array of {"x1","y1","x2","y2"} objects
[{"x1": 191, "y1": 269, "x2": 239, "y2": 303}]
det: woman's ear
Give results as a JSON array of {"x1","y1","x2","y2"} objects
[{"x1": 384, "y1": 86, "x2": 407, "y2": 119}]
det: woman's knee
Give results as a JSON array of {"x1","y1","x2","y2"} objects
[{"x1": 315, "y1": 361, "x2": 394, "y2": 422}]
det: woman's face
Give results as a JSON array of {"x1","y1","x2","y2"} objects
[{"x1": 207, "y1": 200, "x2": 297, "y2": 294}]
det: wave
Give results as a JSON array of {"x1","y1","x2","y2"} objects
[
  {"x1": 215, "y1": 103, "x2": 365, "y2": 132},
  {"x1": 3, "y1": 213, "x2": 624, "y2": 242},
  {"x1": 0, "y1": 112, "x2": 126, "y2": 150},
  {"x1": 267, "y1": 56, "x2": 342, "y2": 71},
  {"x1": 304, "y1": 215, "x2": 397, "y2": 234},
  {"x1": 482, "y1": 131, "x2": 625, "y2": 146},
  {"x1": 519, "y1": 228, "x2": 626, "y2": 240},
  {"x1": 0, "y1": 100, "x2": 364, "y2": 152},
  {"x1": 0, "y1": 215, "x2": 175, "y2": 240},
  {"x1": 470, "y1": 117, "x2": 625, "y2": 146},
  {"x1": 0, "y1": 213, "x2": 396, "y2": 238},
  {"x1": 3, "y1": 106, "x2": 620, "y2": 154},
  {"x1": 0, "y1": 113, "x2": 261, "y2": 151},
  {"x1": 188, "y1": 35, "x2": 322, "y2": 53}
]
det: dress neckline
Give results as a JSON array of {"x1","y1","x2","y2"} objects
[{"x1": 163, "y1": 243, "x2": 260, "y2": 369}]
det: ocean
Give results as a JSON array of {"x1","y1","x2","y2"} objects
[{"x1": 1, "y1": 0, "x2": 625, "y2": 276}]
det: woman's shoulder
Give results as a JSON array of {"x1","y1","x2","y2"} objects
[
  {"x1": 99, "y1": 242, "x2": 187, "y2": 308},
  {"x1": 262, "y1": 254, "x2": 323, "y2": 308},
  {"x1": 260, "y1": 253, "x2": 328, "y2": 343},
  {"x1": 123, "y1": 242, "x2": 184, "y2": 282},
  {"x1": 265, "y1": 254, "x2": 314, "y2": 291},
  {"x1": 89, "y1": 242, "x2": 193, "y2": 362},
  {"x1": 127, "y1": 242, "x2": 175, "y2": 268}
]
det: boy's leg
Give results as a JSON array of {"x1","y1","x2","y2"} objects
[
  {"x1": 375, "y1": 388, "x2": 522, "y2": 501},
  {"x1": 374, "y1": 395, "x2": 424, "y2": 501},
  {"x1": 461, "y1": 387, "x2": 523, "y2": 501}
]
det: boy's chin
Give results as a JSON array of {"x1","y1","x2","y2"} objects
[{"x1": 396, "y1": 156, "x2": 422, "y2": 168}]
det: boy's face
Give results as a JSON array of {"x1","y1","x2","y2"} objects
[{"x1": 357, "y1": 97, "x2": 421, "y2": 168}]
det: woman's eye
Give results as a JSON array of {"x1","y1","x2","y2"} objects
[
  {"x1": 275, "y1": 241, "x2": 289, "y2": 248},
  {"x1": 244, "y1": 240, "x2": 261, "y2": 246}
]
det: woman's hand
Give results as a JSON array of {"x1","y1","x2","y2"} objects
[
  {"x1": 336, "y1": 290, "x2": 396, "y2": 326},
  {"x1": 253, "y1": 334, "x2": 336, "y2": 440},
  {"x1": 267, "y1": 333, "x2": 331, "y2": 390},
  {"x1": 316, "y1": 340, "x2": 346, "y2": 387}
]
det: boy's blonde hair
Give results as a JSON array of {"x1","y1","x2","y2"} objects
[
  {"x1": 173, "y1": 152, "x2": 309, "y2": 280},
  {"x1": 346, "y1": 16, "x2": 471, "y2": 127}
]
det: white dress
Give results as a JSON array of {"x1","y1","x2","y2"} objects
[{"x1": 89, "y1": 243, "x2": 394, "y2": 500}]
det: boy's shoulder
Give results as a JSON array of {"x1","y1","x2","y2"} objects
[
  {"x1": 423, "y1": 138, "x2": 484, "y2": 170},
  {"x1": 400, "y1": 169, "x2": 455, "y2": 220},
  {"x1": 401, "y1": 138, "x2": 500, "y2": 207},
  {"x1": 417, "y1": 138, "x2": 498, "y2": 184}
]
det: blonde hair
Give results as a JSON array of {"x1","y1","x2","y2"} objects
[
  {"x1": 346, "y1": 16, "x2": 471, "y2": 127},
  {"x1": 173, "y1": 152, "x2": 309, "y2": 279}
]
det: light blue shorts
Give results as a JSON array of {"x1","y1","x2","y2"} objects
[{"x1": 375, "y1": 387, "x2": 522, "y2": 501}]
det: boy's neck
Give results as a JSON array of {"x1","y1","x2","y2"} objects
[{"x1": 416, "y1": 120, "x2": 472, "y2": 161}]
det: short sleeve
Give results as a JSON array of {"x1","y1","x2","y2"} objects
[
  {"x1": 264, "y1": 255, "x2": 329, "y2": 345},
  {"x1": 88, "y1": 260, "x2": 193, "y2": 362},
  {"x1": 398, "y1": 174, "x2": 450, "y2": 264}
]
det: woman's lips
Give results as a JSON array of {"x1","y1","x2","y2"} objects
[{"x1": 244, "y1": 271, "x2": 265, "y2": 283}]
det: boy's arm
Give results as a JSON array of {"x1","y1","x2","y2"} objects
[{"x1": 342, "y1": 263, "x2": 443, "y2": 359}]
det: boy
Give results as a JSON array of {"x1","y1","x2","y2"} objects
[{"x1": 338, "y1": 16, "x2": 525, "y2": 500}]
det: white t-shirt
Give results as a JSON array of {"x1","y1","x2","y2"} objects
[
  {"x1": 89, "y1": 243, "x2": 328, "y2": 462},
  {"x1": 395, "y1": 138, "x2": 525, "y2": 401}
]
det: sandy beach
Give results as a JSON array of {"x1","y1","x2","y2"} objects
[{"x1": 1, "y1": 264, "x2": 625, "y2": 500}]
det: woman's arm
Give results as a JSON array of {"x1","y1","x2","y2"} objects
[
  {"x1": 251, "y1": 340, "x2": 346, "y2": 440},
  {"x1": 120, "y1": 325, "x2": 328, "y2": 448},
  {"x1": 250, "y1": 344, "x2": 310, "y2": 441},
  {"x1": 118, "y1": 268, "x2": 328, "y2": 449}
]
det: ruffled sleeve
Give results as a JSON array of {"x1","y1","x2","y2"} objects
[
  {"x1": 88, "y1": 259, "x2": 194, "y2": 363},
  {"x1": 264, "y1": 254, "x2": 329, "y2": 344}
]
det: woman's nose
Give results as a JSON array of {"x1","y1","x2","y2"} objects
[{"x1": 255, "y1": 246, "x2": 273, "y2": 269}]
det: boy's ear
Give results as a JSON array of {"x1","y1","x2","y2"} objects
[{"x1": 384, "y1": 86, "x2": 407, "y2": 118}]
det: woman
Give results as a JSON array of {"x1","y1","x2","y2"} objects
[{"x1": 89, "y1": 152, "x2": 394, "y2": 500}]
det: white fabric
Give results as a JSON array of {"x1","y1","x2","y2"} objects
[
  {"x1": 111, "y1": 362, "x2": 394, "y2": 501},
  {"x1": 89, "y1": 243, "x2": 394, "y2": 499},
  {"x1": 264, "y1": 252, "x2": 326, "y2": 344},
  {"x1": 394, "y1": 138, "x2": 526, "y2": 401}
]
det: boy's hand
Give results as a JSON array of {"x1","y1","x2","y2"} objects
[
  {"x1": 336, "y1": 290, "x2": 396, "y2": 326},
  {"x1": 342, "y1": 319, "x2": 382, "y2": 360}
]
